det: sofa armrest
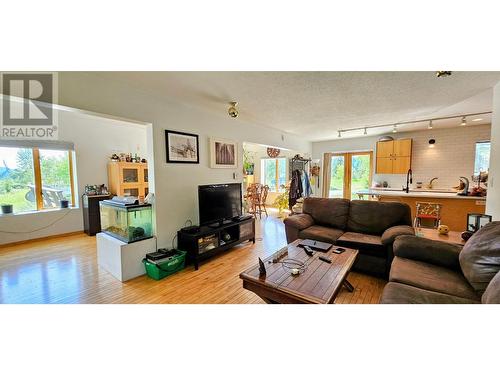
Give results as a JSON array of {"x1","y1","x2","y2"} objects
[
  {"x1": 381, "y1": 225, "x2": 415, "y2": 245},
  {"x1": 393, "y1": 235, "x2": 462, "y2": 270},
  {"x1": 284, "y1": 213, "x2": 314, "y2": 231}
]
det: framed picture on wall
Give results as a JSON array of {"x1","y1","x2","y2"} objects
[
  {"x1": 210, "y1": 137, "x2": 238, "y2": 168},
  {"x1": 165, "y1": 130, "x2": 199, "y2": 164}
]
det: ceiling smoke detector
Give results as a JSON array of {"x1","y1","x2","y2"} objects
[
  {"x1": 436, "y1": 71, "x2": 452, "y2": 78},
  {"x1": 228, "y1": 101, "x2": 238, "y2": 118}
]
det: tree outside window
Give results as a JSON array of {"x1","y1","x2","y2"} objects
[
  {"x1": 474, "y1": 141, "x2": 490, "y2": 174},
  {"x1": 261, "y1": 157, "x2": 286, "y2": 192},
  {"x1": 0, "y1": 146, "x2": 76, "y2": 213}
]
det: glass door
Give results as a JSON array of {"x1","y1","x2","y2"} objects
[
  {"x1": 349, "y1": 153, "x2": 372, "y2": 200},
  {"x1": 325, "y1": 152, "x2": 372, "y2": 200},
  {"x1": 328, "y1": 154, "x2": 345, "y2": 198}
]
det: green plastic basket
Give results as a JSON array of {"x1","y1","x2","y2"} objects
[{"x1": 143, "y1": 250, "x2": 187, "y2": 280}]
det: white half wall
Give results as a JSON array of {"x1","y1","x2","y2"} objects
[
  {"x1": 486, "y1": 82, "x2": 500, "y2": 220},
  {"x1": 57, "y1": 73, "x2": 312, "y2": 249},
  {"x1": 0, "y1": 109, "x2": 148, "y2": 245}
]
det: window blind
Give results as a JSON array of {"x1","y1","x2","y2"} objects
[{"x1": 0, "y1": 139, "x2": 74, "y2": 151}]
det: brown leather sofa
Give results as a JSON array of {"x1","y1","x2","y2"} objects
[
  {"x1": 381, "y1": 221, "x2": 500, "y2": 304},
  {"x1": 284, "y1": 198, "x2": 414, "y2": 278}
]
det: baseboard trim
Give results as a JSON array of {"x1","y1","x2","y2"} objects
[{"x1": 0, "y1": 231, "x2": 85, "y2": 249}]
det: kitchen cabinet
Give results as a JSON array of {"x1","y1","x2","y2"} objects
[{"x1": 376, "y1": 139, "x2": 412, "y2": 174}]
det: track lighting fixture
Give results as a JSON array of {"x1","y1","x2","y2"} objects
[
  {"x1": 332, "y1": 111, "x2": 489, "y2": 138},
  {"x1": 228, "y1": 101, "x2": 238, "y2": 118}
]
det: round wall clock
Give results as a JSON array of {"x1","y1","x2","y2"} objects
[{"x1": 267, "y1": 147, "x2": 280, "y2": 158}]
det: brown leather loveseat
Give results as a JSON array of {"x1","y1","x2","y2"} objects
[{"x1": 284, "y1": 197, "x2": 414, "y2": 278}]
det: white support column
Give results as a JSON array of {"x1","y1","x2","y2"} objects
[{"x1": 486, "y1": 81, "x2": 500, "y2": 220}]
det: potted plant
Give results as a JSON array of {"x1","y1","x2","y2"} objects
[
  {"x1": 243, "y1": 150, "x2": 255, "y2": 175},
  {"x1": 1, "y1": 204, "x2": 14, "y2": 214},
  {"x1": 273, "y1": 184, "x2": 289, "y2": 218}
]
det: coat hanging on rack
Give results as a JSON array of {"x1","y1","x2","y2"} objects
[{"x1": 289, "y1": 169, "x2": 303, "y2": 210}]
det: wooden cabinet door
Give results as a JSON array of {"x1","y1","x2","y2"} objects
[
  {"x1": 392, "y1": 156, "x2": 411, "y2": 174},
  {"x1": 393, "y1": 139, "x2": 412, "y2": 157},
  {"x1": 376, "y1": 141, "x2": 394, "y2": 158},
  {"x1": 376, "y1": 157, "x2": 393, "y2": 174}
]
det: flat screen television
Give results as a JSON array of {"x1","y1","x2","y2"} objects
[{"x1": 198, "y1": 183, "x2": 242, "y2": 226}]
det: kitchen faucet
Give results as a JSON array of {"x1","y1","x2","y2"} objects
[
  {"x1": 403, "y1": 168, "x2": 413, "y2": 193},
  {"x1": 427, "y1": 177, "x2": 438, "y2": 189}
]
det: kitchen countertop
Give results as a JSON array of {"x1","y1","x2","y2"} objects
[{"x1": 355, "y1": 188, "x2": 486, "y2": 200}]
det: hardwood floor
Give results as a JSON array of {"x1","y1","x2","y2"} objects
[{"x1": 0, "y1": 211, "x2": 386, "y2": 304}]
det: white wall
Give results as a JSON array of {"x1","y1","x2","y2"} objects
[
  {"x1": 486, "y1": 82, "x2": 500, "y2": 220},
  {"x1": 313, "y1": 124, "x2": 491, "y2": 195},
  {"x1": 0, "y1": 109, "x2": 148, "y2": 245},
  {"x1": 56, "y1": 72, "x2": 311, "y2": 249}
]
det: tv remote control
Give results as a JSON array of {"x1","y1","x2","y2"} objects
[
  {"x1": 319, "y1": 256, "x2": 332, "y2": 264},
  {"x1": 303, "y1": 245, "x2": 314, "y2": 256}
]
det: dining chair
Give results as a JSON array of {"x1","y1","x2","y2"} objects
[{"x1": 414, "y1": 201, "x2": 442, "y2": 228}]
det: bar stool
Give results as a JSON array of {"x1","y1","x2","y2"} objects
[{"x1": 414, "y1": 201, "x2": 442, "y2": 228}]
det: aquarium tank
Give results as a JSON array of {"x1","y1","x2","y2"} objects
[{"x1": 99, "y1": 201, "x2": 153, "y2": 243}]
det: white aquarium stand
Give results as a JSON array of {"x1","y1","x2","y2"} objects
[{"x1": 96, "y1": 233, "x2": 156, "y2": 282}]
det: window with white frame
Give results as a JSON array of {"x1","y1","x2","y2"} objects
[{"x1": 261, "y1": 157, "x2": 286, "y2": 192}]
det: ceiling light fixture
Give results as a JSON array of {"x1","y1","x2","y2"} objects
[
  {"x1": 436, "y1": 71, "x2": 452, "y2": 78},
  {"x1": 392, "y1": 125, "x2": 398, "y2": 133},
  {"x1": 228, "y1": 101, "x2": 238, "y2": 118},
  {"x1": 429, "y1": 139, "x2": 436, "y2": 148},
  {"x1": 338, "y1": 130, "x2": 342, "y2": 138},
  {"x1": 333, "y1": 111, "x2": 490, "y2": 138},
  {"x1": 461, "y1": 116, "x2": 467, "y2": 126},
  {"x1": 472, "y1": 118, "x2": 482, "y2": 122},
  {"x1": 363, "y1": 127, "x2": 367, "y2": 135},
  {"x1": 428, "y1": 119, "x2": 433, "y2": 129}
]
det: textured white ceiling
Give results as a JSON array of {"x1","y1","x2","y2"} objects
[{"x1": 95, "y1": 71, "x2": 500, "y2": 141}]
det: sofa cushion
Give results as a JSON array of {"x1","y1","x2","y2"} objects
[
  {"x1": 337, "y1": 231, "x2": 385, "y2": 257},
  {"x1": 302, "y1": 197, "x2": 350, "y2": 230},
  {"x1": 347, "y1": 200, "x2": 412, "y2": 235},
  {"x1": 298, "y1": 225, "x2": 344, "y2": 243},
  {"x1": 381, "y1": 282, "x2": 480, "y2": 304},
  {"x1": 459, "y1": 222, "x2": 500, "y2": 295},
  {"x1": 390, "y1": 257, "x2": 479, "y2": 301},
  {"x1": 482, "y1": 271, "x2": 500, "y2": 304}
]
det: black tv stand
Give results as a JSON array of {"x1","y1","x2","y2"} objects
[
  {"x1": 207, "y1": 219, "x2": 233, "y2": 228},
  {"x1": 178, "y1": 216, "x2": 255, "y2": 270}
]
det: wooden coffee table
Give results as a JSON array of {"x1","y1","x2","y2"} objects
[{"x1": 239, "y1": 240, "x2": 358, "y2": 304}]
